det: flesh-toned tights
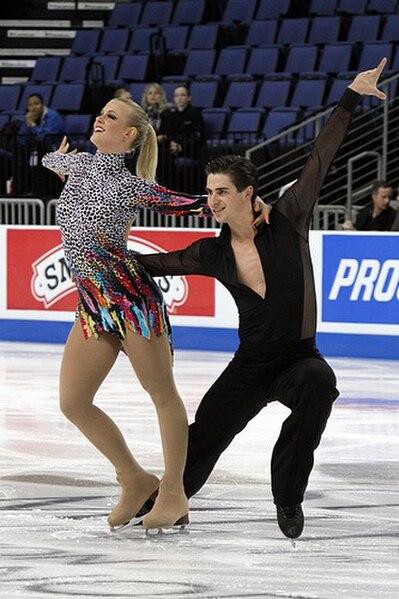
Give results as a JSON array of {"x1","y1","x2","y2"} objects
[{"x1": 59, "y1": 321, "x2": 187, "y2": 494}]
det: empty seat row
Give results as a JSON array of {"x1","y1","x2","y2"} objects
[
  {"x1": 107, "y1": 0, "x2": 398, "y2": 30},
  {"x1": 26, "y1": 41, "x2": 399, "y2": 88},
  {"x1": 73, "y1": 14, "x2": 399, "y2": 57},
  {"x1": 221, "y1": 0, "x2": 399, "y2": 21},
  {"x1": 108, "y1": 0, "x2": 206, "y2": 28}
]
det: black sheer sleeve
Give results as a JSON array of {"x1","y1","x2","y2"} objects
[
  {"x1": 134, "y1": 239, "x2": 207, "y2": 276},
  {"x1": 275, "y1": 88, "x2": 360, "y2": 239}
]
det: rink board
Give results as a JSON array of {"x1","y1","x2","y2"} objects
[{"x1": 0, "y1": 226, "x2": 398, "y2": 359}]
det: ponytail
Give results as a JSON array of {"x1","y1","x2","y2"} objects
[
  {"x1": 112, "y1": 98, "x2": 159, "y2": 182},
  {"x1": 136, "y1": 124, "x2": 158, "y2": 182}
]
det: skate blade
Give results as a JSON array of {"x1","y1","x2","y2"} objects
[
  {"x1": 144, "y1": 522, "x2": 189, "y2": 537},
  {"x1": 109, "y1": 515, "x2": 144, "y2": 534}
]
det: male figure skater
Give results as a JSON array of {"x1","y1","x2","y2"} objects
[{"x1": 136, "y1": 60, "x2": 387, "y2": 539}]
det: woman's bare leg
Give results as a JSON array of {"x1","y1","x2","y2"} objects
[
  {"x1": 122, "y1": 330, "x2": 188, "y2": 528},
  {"x1": 60, "y1": 321, "x2": 159, "y2": 527}
]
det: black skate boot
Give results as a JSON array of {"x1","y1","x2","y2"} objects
[{"x1": 276, "y1": 503, "x2": 304, "y2": 539}]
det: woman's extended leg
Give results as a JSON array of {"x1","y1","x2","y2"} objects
[
  {"x1": 122, "y1": 330, "x2": 188, "y2": 528},
  {"x1": 60, "y1": 321, "x2": 159, "y2": 527}
]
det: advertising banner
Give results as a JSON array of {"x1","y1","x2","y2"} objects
[{"x1": 6, "y1": 228, "x2": 217, "y2": 318}]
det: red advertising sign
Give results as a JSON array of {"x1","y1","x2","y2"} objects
[{"x1": 7, "y1": 228, "x2": 216, "y2": 316}]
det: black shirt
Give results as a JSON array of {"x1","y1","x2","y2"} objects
[
  {"x1": 159, "y1": 104, "x2": 205, "y2": 159},
  {"x1": 138, "y1": 89, "x2": 360, "y2": 348},
  {"x1": 355, "y1": 205, "x2": 396, "y2": 231}
]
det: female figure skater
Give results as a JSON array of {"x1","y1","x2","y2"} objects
[{"x1": 42, "y1": 97, "x2": 210, "y2": 531}]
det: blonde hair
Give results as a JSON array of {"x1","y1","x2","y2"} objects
[
  {"x1": 141, "y1": 82, "x2": 169, "y2": 111},
  {"x1": 114, "y1": 97, "x2": 158, "y2": 182}
]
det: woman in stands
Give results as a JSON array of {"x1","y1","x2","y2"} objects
[
  {"x1": 141, "y1": 82, "x2": 171, "y2": 133},
  {"x1": 42, "y1": 97, "x2": 210, "y2": 532}
]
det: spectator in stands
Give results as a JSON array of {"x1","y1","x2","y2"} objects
[
  {"x1": 13, "y1": 93, "x2": 64, "y2": 196},
  {"x1": 158, "y1": 84, "x2": 205, "y2": 191},
  {"x1": 114, "y1": 87, "x2": 132, "y2": 101},
  {"x1": 18, "y1": 93, "x2": 64, "y2": 147},
  {"x1": 343, "y1": 180, "x2": 396, "y2": 231},
  {"x1": 141, "y1": 82, "x2": 171, "y2": 133},
  {"x1": 390, "y1": 189, "x2": 399, "y2": 231}
]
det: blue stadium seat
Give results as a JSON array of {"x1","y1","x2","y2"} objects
[
  {"x1": 214, "y1": 47, "x2": 248, "y2": 77},
  {"x1": 127, "y1": 27, "x2": 156, "y2": 53},
  {"x1": 346, "y1": 16, "x2": 381, "y2": 42},
  {"x1": 284, "y1": 44, "x2": 318, "y2": 74},
  {"x1": 318, "y1": 42, "x2": 353, "y2": 74},
  {"x1": 71, "y1": 29, "x2": 100, "y2": 55},
  {"x1": 0, "y1": 114, "x2": 9, "y2": 129},
  {"x1": 368, "y1": 0, "x2": 397, "y2": 13},
  {"x1": 326, "y1": 76, "x2": 352, "y2": 104},
  {"x1": 140, "y1": 1, "x2": 174, "y2": 26},
  {"x1": 30, "y1": 56, "x2": 61, "y2": 83},
  {"x1": 183, "y1": 49, "x2": 216, "y2": 78},
  {"x1": 97, "y1": 28, "x2": 129, "y2": 54},
  {"x1": 161, "y1": 25, "x2": 189, "y2": 51},
  {"x1": 337, "y1": 0, "x2": 367, "y2": 14},
  {"x1": 0, "y1": 85, "x2": 21, "y2": 112},
  {"x1": 290, "y1": 76, "x2": 327, "y2": 109},
  {"x1": 256, "y1": 77, "x2": 292, "y2": 108},
  {"x1": 88, "y1": 56, "x2": 120, "y2": 82},
  {"x1": 50, "y1": 83, "x2": 85, "y2": 112},
  {"x1": 246, "y1": 46, "x2": 282, "y2": 77},
  {"x1": 58, "y1": 56, "x2": 90, "y2": 83},
  {"x1": 222, "y1": 0, "x2": 257, "y2": 22},
  {"x1": 389, "y1": 45, "x2": 399, "y2": 71},
  {"x1": 128, "y1": 82, "x2": 147, "y2": 104},
  {"x1": 108, "y1": 3, "x2": 142, "y2": 27},
  {"x1": 357, "y1": 42, "x2": 393, "y2": 71},
  {"x1": 245, "y1": 20, "x2": 278, "y2": 46},
  {"x1": 190, "y1": 80, "x2": 220, "y2": 108},
  {"x1": 64, "y1": 114, "x2": 92, "y2": 135},
  {"x1": 17, "y1": 84, "x2": 53, "y2": 111},
  {"x1": 172, "y1": 0, "x2": 206, "y2": 25},
  {"x1": 187, "y1": 24, "x2": 219, "y2": 49},
  {"x1": 115, "y1": 54, "x2": 150, "y2": 82},
  {"x1": 309, "y1": 0, "x2": 337, "y2": 15},
  {"x1": 226, "y1": 108, "x2": 264, "y2": 146},
  {"x1": 308, "y1": 17, "x2": 341, "y2": 44},
  {"x1": 381, "y1": 15, "x2": 399, "y2": 41},
  {"x1": 202, "y1": 108, "x2": 230, "y2": 136},
  {"x1": 223, "y1": 79, "x2": 257, "y2": 109},
  {"x1": 256, "y1": 0, "x2": 290, "y2": 19},
  {"x1": 276, "y1": 18, "x2": 309, "y2": 45},
  {"x1": 263, "y1": 108, "x2": 299, "y2": 141}
]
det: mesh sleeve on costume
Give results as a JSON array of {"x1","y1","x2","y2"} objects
[
  {"x1": 131, "y1": 178, "x2": 212, "y2": 217},
  {"x1": 135, "y1": 240, "x2": 206, "y2": 277},
  {"x1": 275, "y1": 88, "x2": 360, "y2": 239}
]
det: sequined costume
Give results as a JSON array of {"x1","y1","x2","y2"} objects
[{"x1": 42, "y1": 151, "x2": 206, "y2": 343}]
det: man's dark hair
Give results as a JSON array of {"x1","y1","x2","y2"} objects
[
  {"x1": 371, "y1": 180, "x2": 392, "y2": 194},
  {"x1": 28, "y1": 93, "x2": 44, "y2": 103},
  {"x1": 174, "y1": 84, "x2": 190, "y2": 94},
  {"x1": 205, "y1": 155, "x2": 258, "y2": 202}
]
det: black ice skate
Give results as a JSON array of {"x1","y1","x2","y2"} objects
[{"x1": 276, "y1": 503, "x2": 304, "y2": 540}]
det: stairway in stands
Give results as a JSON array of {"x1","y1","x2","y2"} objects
[{"x1": 0, "y1": 0, "x2": 118, "y2": 83}]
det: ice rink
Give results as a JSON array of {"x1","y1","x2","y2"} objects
[{"x1": 0, "y1": 341, "x2": 398, "y2": 599}]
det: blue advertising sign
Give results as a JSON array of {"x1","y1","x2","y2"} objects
[{"x1": 322, "y1": 235, "x2": 399, "y2": 324}]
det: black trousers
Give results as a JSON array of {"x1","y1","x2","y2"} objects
[{"x1": 183, "y1": 338, "x2": 339, "y2": 505}]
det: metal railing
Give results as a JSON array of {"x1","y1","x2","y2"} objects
[
  {"x1": 246, "y1": 73, "x2": 399, "y2": 227},
  {"x1": 0, "y1": 197, "x2": 45, "y2": 224}
]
